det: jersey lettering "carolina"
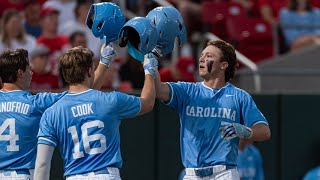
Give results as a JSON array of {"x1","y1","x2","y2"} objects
[{"x1": 186, "y1": 106, "x2": 236, "y2": 121}]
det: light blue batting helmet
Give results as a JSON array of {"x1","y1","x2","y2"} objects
[
  {"x1": 118, "y1": 17, "x2": 159, "y2": 62},
  {"x1": 146, "y1": 6, "x2": 187, "y2": 55},
  {"x1": 86, "y1": 2, "x2": 125, "y2": 44}
]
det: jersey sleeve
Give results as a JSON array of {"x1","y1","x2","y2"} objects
[
  {"x1": 34, "y1": 91, "x2": 67, "y2": 113},
  {"x1": 115, "y1": 92, "x2": 141, "y2": 119},
  {"x1": 240, "y1": 92, "x2": 268, "y2": 127},
  {"x1": 37, "y1": 110, "x2": 58, "y2": 147},
  {"x1": 164, "y1": 82, "x2": 189, "y2": 110}
]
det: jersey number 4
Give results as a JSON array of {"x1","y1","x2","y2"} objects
[
  {"x1": 68, "y1": 120, "x2": 106, "y2": 159},
  {"x1": 0, "y1": 118, "x2": 19, "y2": 151}
]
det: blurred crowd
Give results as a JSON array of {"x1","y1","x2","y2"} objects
[{"x1": 1, "y1": 0, "x2": 320, "y2": 93}]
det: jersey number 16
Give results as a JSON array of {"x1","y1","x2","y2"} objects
[{"x1": 68, "y1": 120, "x2": 106, "y2": 159}]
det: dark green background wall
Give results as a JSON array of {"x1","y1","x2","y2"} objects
[{"x1": 50, "y1": 95, "x2": 320, "y2": 180}]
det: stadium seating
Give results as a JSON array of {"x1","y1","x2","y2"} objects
[
  {"x1": 226, "y1": 16, "x2": 274, "y2": 63},
  {"x1": 201, "y1": 1, "x2": 246, "y2": 41}
]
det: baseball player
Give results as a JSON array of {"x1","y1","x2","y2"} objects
[
  {"x1": 34, "y1": 46, "x2": 158, "y2": 180},
  {"x1": 151, "y1": 40, "x2": 271, "y2": 180},
  {"x1": 237, "y1": 140, "x2": 264, "y2": 180},
  {"x1": 0, "y1": 47, "x2": 114, "y2": 180}
]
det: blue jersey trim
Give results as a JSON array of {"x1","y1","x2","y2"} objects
[
  {"x1": 164, "y1": 82, "x2": 174, "y2": 105},
  {"x1": 252, "y1": 121, "x2": 269, "y2": 126},
  {"x1": 66, "y1": 89, "x2": 93, "y2": 96},
  {"x1": 136, "y1": 99, "x2": 142, "y2": 116},
  {"x1": 0, "y1": 90, "x2": 24, "y2": 93},
  {"x1": 38, "y1": 137, "x2": 57, "y2": 147}
]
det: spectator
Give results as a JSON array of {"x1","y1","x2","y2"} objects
[
  {"x1": 0, "y1": 9, "x2": 36, "y2": 53},
  {"x1": 303, "y1": 166, "x2": 320, "y2": 180},
  {"x1": 42, "y1": 0, "x2": 76, "y2": 32},
  {"x1": 59, "y1": 1, "x2": 102, "y2": 60},
  {"x1": 119, "y1": 57, "x2": 145, "y2": 89},
  {"x1": 37, "y1": 7, "x2": 69, "y2": 76},
  {"x1": 0, "y1": 0, "x2": 25, "y2": 17},
  {"x1": 258, "y1": 0, "x2": 287, "y2": 24},
  {"x1": 23, "y1": 0, "x2": 42, "y2": 38},
  {"x1": 279, "y1": 0, "x2": 320, "y2": 51},
  {"x1": 30, "y1": 44, "x2": 61, "y2": 91},
  {"x1": 69, "y1": 31, "x2": 87, "y2": 48},
  {"x1": 159, "y1": 56, "x2": 196, "y2": 82},
  {"x1": 237, "y1": 139, "x2": 265, "y2": 180},
  {"x1": 312, "y1": 0, "x2": 320, "y2": 7},
  {"x1": 173, "y1": 0, "x2": 256, "y2": 58}
]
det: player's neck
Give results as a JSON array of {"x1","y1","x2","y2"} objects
[
  {"x1": 68, "y1": 84, "x2": 90, "y2": 93},
  {"x1": 203, "y1": 79, "x2": 226, "y2": 89},
  {"x1": 1, "y1": 83, "x2": 23, "y2": 91}
]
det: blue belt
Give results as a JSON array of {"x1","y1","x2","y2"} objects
[
  {"x1": 16, "y1": 169, "x2": 30, "y2": 175},
  {"x1": 93, "y1": 168, "x2": 110, "y2": 175},
  {"x1": 2, "y1": 169, "x2": 30, "y2": 175},
  {"x1": 194, "y1": 165, "x2": 236, "y2": 177}
]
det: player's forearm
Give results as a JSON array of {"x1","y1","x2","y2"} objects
[
  {"x1": 249, "y1": 123, "x2": 271, "y2": 141},
  {"x1": 34, "y1": 144, "x2": 54, "y2": 180},
  {"x1": 139, "y1": 75, "x2": 156, "y2": 115},
  {"x1": 93, "y1": 63, "x2": 109, "y2": 90},
  {"x1": 155, "y1": 71, "x2": 170, "y2": 101},
  {"x1": 34, "y1": 165, "x2": 50, "y2": 180}
]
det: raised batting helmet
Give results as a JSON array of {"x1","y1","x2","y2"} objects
[
  {"x1": 146, "y1": 6, "x2": 187, "y2": 55},
  {"x1": 118, "y1": 17, "x2": 158, "y2": 62},
  {"x1": 86, "y1": 2, "x2": 125, "y2": 44}
]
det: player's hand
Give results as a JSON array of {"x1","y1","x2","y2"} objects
[
  {"x1": 143, "y1": 53, "x2": 158, "y2": 78},
  {"x1": 219, "y1": 123, "x2": 253, "y2": 140},
  {"x1": 100, "y1": 43, "x2": 116, "y2": 67}
]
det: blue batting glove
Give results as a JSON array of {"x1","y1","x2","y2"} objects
[
  {"x1": 100, "y1": 43, "x2": 116, "y2": 67},
  {"x1": 143, "y1": 53, "x2": 158, "y2": 78},
  {"x1": 219, "y1": 123, "x2": 253, "y2": 140}
]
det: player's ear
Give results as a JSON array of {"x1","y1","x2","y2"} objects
[
  {"x1": 17, "y1": 69, "x2": 24, "y2": 78},
  {"x1": 221, "y1": 61, "x2": 228, "y2": 70},
  {"x1": 88, "y1": 66, "x2": 94, "y2": 78}
]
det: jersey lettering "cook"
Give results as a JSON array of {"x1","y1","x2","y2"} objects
[{"x1": 71, "y1": 103, "x2": 94, "y2": 117}]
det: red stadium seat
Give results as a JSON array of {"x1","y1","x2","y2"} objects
[
  {"x1": 201, "y1": 1, "x2": 246, "y2": 41},
  {"x1": 226, "y1": 16, "x2": 274, "y2": 63}
]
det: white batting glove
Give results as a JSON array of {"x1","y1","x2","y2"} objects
[
  {"x1": 100, "y1": 43, "x2": 116, "y2": 67},
  {"x1": 219, "y1": 123, "x2": 253, "y2": 140},
  {"x1": 143, "y1": 53, "x2": 158, "y2": 78}
]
